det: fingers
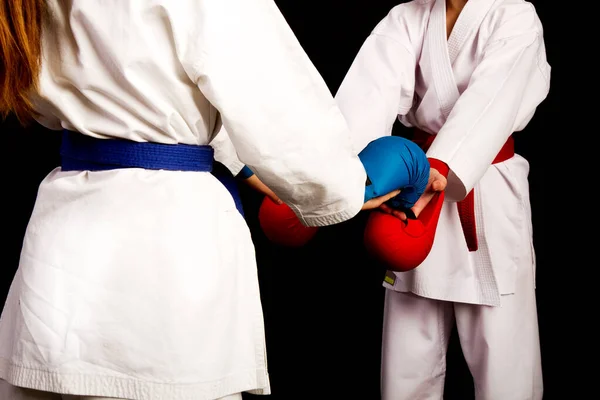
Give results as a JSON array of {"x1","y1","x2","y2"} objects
[
  {"x1": 432, "y1": 179, "x2": 447, "y2": 192},
  {"x1": 262, "y1": 185, "x2": 282, "y2": 204},
  {"x1": 378, "y1": 204, "x2": 393, "y2": 214},
  {"x1": 392, "y1": 210, "x2": 407, "y2": 220},
  {"x1": 383, "y1": 189, "x2": 402, "y2": 202},
  {"x1": 411, "y1": 193, "x2": 433, "y2": 218},
  {"x1": 370, "y1": 177, "x2": 446, "y2": 219},
  {"x1": 268, "y1": 192, "x2": 283, "y2": 205},
  {"x1": 362, "y1": 189, "x2": 401, "y2": 211},
  {"x1": 243, "y1": 176, "x2": 283, "y2": 204}
]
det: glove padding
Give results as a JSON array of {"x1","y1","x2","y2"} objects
[
  {"x1": 363, "y1": 190, "x2": 445, "y2": 271},
  {"x1": 258, "y1": 197, "x2": 319, "y2": 247},
  {"x1": 360, "y1": 136, "x2": 430, "y2": 209}
]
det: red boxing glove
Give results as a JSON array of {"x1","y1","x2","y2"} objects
[
  {"x1": 258, "y1": 196, "x2": 319, "y2": 247},
  {"x1": 363, "y1": 158, "x2": 448, "y2": 272}
]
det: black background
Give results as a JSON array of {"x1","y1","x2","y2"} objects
[{"x1": 1, "y1": 1, "x2": 560, "y2": 399}]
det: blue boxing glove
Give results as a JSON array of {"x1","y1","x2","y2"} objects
[{"x1": 358, "y1": 136, "x2": 430, "y2": 212}]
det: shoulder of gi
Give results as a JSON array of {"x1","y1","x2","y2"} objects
[
  {"x1": 484, "y1": 0, "x2": 546, "y2": 42},
  {"x1": 483, "y1": 0, "x2": 551, "y2": 89},
  {"x1": 371, "y1": 0, "x2": 435, "y2": 57}
]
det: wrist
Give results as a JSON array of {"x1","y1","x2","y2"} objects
[{"x1": 236, "y1": 165, "x2": 255, "y2": 179}]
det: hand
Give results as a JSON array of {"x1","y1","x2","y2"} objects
[
  {"x1": 362, "y1": 189, "x2": 402, "y2": 211},
  {"x1": 242, "y1": 175, "x2": 283, "y2": 204},
  {"x1": 378, "y1": 168, "x2": 447, "y2": 220}
]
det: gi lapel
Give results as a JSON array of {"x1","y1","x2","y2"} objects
[
  {"x1": 425, "y1": 0, "x2": 497, "y2": 120},
  {"x1": 447, "y1": 0, "x2": 497, "y2": 63}
]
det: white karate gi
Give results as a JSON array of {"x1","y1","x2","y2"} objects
[
  {"x1": 0, "y1": 1, "x2": 367, "y2": 399},
  {"x1": 334, "y1": 0, "x2": 551, "y2": 398}
]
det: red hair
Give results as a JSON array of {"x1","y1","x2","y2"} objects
[{"x1": 0, "y1": 0, "x2": 45, "y2": 125}]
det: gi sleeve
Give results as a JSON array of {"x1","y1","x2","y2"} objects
[
  {"x1": 334, "y1": 8, "x2": 417, "y2": 154},
  {"x1": 174, "y1": 0, "x2": 367, "y2": 227},
  {"x1": 426, "y1": 6, "x2": 551, "y2": 201}
]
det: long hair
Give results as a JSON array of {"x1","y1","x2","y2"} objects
[{"x1": 0, "y1": 0, "x2": 45, "y2": 125}]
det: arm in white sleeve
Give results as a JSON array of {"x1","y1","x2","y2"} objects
[
  {"x1": 426, "y1": 11, "x2": 551, "y2": 201},
  {"x1": 210, "y1": 125, "x2": 246, "y2": 177},
  {"x1": 335, "y1": 32, "x2": 416, "y2": 154},
  {"x1": 175, "y1": 0, "x2": 366, "y2": 227},
  {"x1": 334, "y1": 7, "x2": 417, "y2": 154}
]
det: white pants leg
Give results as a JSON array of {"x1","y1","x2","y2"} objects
[
  {"x1": 455, "y1": 262, "x2": 543, "y2": 400},
  {"x1": 380, "y1": 290, "x2": 454, "y2": 400},
  {"x1": 380, "y1": 264, "x2": 542, "y2": 400}
]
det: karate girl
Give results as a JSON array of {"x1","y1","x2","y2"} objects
[
  {"x1": 0, "y1": 1, "x2": 400, "y2": 399},
  {"x1": 334, "y1": 0, "x2": 551, "y2": 398}
]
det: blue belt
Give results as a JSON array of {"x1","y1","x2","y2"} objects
[{"x1": 60, "y1": 130, "x2": 245, "y2": 216}]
